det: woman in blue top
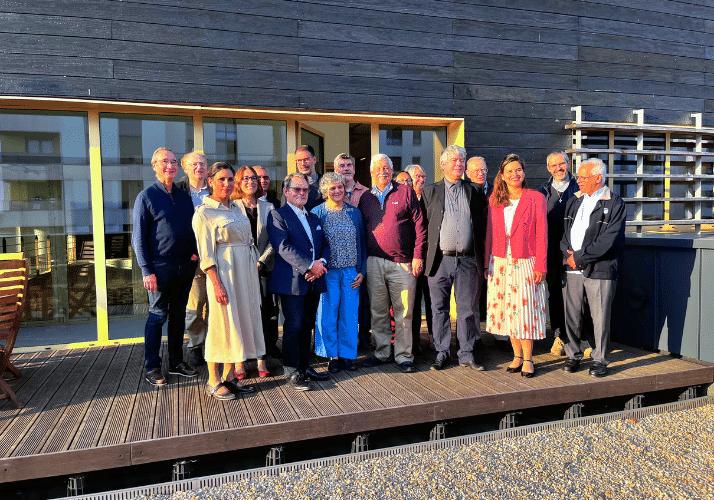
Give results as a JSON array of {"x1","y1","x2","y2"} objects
[{"x1": 311, "y1": 172, "x2": 367, "y2": 372}]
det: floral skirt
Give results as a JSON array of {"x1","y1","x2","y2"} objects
[{"x1": 486, "y1": 254, "x2": 547, "y2": 340}]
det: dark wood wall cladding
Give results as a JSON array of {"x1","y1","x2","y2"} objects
[{"x1": 2, "y1": 0, "x2": 714, "y2": 181}]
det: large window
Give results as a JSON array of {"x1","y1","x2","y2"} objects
[
  {"x1": 379, "y1": 126, "x2": 447, "y2": 183},
  {"x1": 203, "y1": 118, "x2": 287, "y2": 200},
  {"x1": 100, "y1": 113, "x2": 193, "y2": 340},
  {"x1": 0, "y1": 111, "x2": 90, "y2": 345}
]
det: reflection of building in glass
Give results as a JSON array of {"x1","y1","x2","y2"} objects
[
  {"x1": 379, "y1": 127, "x2": 447, "y2": 184},
  {"x1": 0, "y1": 111, "x2": 91, "y2": 324}
]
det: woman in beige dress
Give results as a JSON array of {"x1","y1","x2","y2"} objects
[
  {"x1": 193, "y1": 162, "x2": 264, "y2": 400},
  {"x1": 230, "y1": 165, "x2": 275, "y2": 378}
]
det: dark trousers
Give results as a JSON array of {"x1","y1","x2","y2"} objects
[
  {"x1": 279, "y1": 288, "x2": 320, "y2": 373},
  {"x1": 428, "y1": 255, "x2": 481, "y2": 364},
  {"x1": 144, "y1": 259, "x2": 196, "y2": 372},
  {"x1": 261, "y1": 290, "x2": 280, "y2": 358},
  {"x1": 412, "y1": 274, "x2": 433, "y2": 348},
  {"x1": 358, "y1": 281, "x2": 371, "y2": 343}
]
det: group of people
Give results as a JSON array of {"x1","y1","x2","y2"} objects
[{"x1": 131, "y1": 143, "x2": 626, "y2": 399}]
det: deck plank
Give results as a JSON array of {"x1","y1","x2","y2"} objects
[
  {"x1": 41, "y1": 346, "x2": 120, "y2": 454},
  {"x1": 0, "y1": 349, "x2": 86, "y2": 458},
  {"x1": 0, "y1": 341, "x2": 711, "y2": 483},
  {"x1": 98, "y1": 343, "x2": 145, "y2": 447},
  {"x1": 70, "y1": 344, "x2": 134, "y2": 450}
]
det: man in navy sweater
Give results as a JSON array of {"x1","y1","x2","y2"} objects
[{"x1": 132, "y1": 147, "x2": 198, "y2": 386}]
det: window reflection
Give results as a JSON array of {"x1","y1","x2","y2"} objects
[
  {"x1": 0, "y1": 111, "x2": 91, "y2": 339},
  {"x1": 100, "y1": 113, "x2": 193, "y2": 339}
]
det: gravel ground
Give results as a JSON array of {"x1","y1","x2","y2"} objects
[{"x1": 136, "y1": 405, "x2": 714, "y2": 500}]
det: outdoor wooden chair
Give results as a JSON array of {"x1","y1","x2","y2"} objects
[{"x1": 0, "y1": 253, "x2": 29, "y2": 408}]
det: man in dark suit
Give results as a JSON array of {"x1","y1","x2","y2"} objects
[
  {"x1": 422, "y1": 145, "x2": 488, "y2": 371},
  {"x1": 466, "y1": 156, "x2": 492, "y2": 197},
  {"x1": 267, "y1": 173, "x2": 330, "y2": 391},
  {"x1": 465, "y1": 156, "x2": 492, "y2": 323}
]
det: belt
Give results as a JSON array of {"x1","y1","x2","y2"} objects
[{"x1": 442, "y1": 250, "x2": 475, "y2": 258}]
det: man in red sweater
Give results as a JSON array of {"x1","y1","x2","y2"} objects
[{"x1": 358, "y1": 154, "x2": 427, "y2": 373}]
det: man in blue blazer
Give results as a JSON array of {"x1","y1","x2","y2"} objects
[{"x1": 268, "y1": 173, "x2": 331, "y2": 391}]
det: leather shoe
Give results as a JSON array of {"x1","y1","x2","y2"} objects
[
  {"x1": 145, "y1": 368, "x2": 167, "y2": 386},
  {"x1": 461, "y1": 360, "x2": 485, "y2": 371},
  {"x1": 328, "y1": 359, "x2": 340, "y2": 373},
  {"x1": 305, "y1": 367, "x2": 330, "y2": 381},
  {"x1": 562, "y1": 358, "x2": 581, "y2": 373},
  {"x1": 339, "y1": 358, "x2": 357, "y2": 371},
  {"x1": 589, "y1": 362, "x2": 608, "y2": 378},
  {"x1": 223, "y1": 378, "x2": 255, "y2": 394},
  {"x1": 430, "y1": 354, "x2": 449, "y2": 371},
  {"x1": 398, "y1": 361, "x2": 416, "y2": 373},
  {"x1": 288, "y1": 372, "x2": 310, "y2": 391},
  {"x1": 361, "y1": 355, "x2": 386, "y2": 368},
  {"x1": 169, "y1": 362, "x2": 198, "y2": 378}
]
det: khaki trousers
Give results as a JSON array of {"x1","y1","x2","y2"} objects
[{"x1": 366, "y1": 256, "x2": 417, "y2": 364}]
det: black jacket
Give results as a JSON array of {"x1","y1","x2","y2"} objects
[
  {"x1": 421, "y1": 179, "x2": 487, "y2": 277},
  {"x1": 538, "y1": 176, "x2": 579, "y2": 276},
  {"x1": 560, "y1": 186, "x2": 626, "y2": 280}
]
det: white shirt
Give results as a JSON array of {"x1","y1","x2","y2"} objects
[
  {"x1": 567, "y1": 186, "x2": 605, "y2": 273},
  {"x1": 287, "y1": 201, "x2": 315, "y2": 261}
]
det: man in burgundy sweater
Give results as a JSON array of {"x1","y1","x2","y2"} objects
[{"x1": 358, "y1": 154, "x2": 427, "y2": 373}]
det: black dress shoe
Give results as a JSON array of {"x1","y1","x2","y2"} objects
[
  {"x1": 398, "y1": 361, "x2": 416, "y2": 373},
  {"x1": 589, "y1": 362, "x2": 608, "y2": 378},
  {"x1": 461, "y1": 360, "x2": 485, "y2": 371},
  {"x1": 328, "y1": 359, "x2": 340, "y2": 373},
  {"x1": 339, "y1": 358, "x2": 357, "y2": 371},
  {"x1": 288, "y1": 373, "x2": 310, "y2": 391},
  {"x1": 361, "y1": 355, "x2": 386, "y2": 368},
  {"x1": 222, "y1": 378, "x2": 255, "y2": 394},
  {"x1": 168, "y1": 362, "x2": 198, "y2": 378},
  {"x1": 305, "y1": 367, "x2": 330, "y2": 381},
  {"x1": 430, "y1": 355, "x2": 449, "y2": 371},
  {"x1": 562, "y1": 358, "x2": 581, "y2": 373},
  {"x1": 145, "y1": 368, "x2": 167, "y2": 386}
]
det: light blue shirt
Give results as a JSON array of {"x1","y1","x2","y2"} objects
[
  {"x1": 567, "y1": 186, "x2": 606, "y2": 273},
  {"x1": 287, "y1": 201, "x2": 315, "y2": 261},
  {"x1": 189, "y1": 185, "x2": 209, "y2": 208},
  {"x1": 371, "y1": 183, "x2": 393, "y2": 209}
]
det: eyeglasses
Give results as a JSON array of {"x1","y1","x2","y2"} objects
[
  {"x1": 242, "y1": 176, "x2": 258, "y2": 183},
  {"x1": 576, "y1": 174, "x2": 599, "y2": 182},
  {"x1": 549, "y1": 162, "x2": 568, "y2": 169},
  {"x1": 156, "y1": 159, "x2": 178, "y2": 165},
  {"x1": 468, "y1": 168, "x2": 487, "y2": 174},
  {"x1": 290, "y1": 187, "x2": 310, "y2": 193},
  {"x1": 296, "y1": 158, "x2": 313, "y2": 164},
  {"x1": 187, "y1": 161, "x2": 206, "y2": 167}
]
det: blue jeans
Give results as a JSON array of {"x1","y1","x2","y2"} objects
[
  {"x1": 144, "y1": 259, "x2": 196, "y2": 372},
  {"x1": 315, "y1": 267, "x2": 359, "y2": 360}
]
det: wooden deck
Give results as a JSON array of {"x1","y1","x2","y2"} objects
[{"x1": 0, "y1": 341, "x2": 712, "y2": 483}]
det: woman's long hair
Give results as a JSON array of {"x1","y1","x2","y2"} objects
[
  {"x1": 231, "y1": 165, "x2": 265, "y2": 201},
  {"x1": 491, "y1": 153, "x2": 528, "y2": 207}
]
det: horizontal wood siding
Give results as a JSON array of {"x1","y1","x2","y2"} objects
[{"x1": 1, "y1": 0, "x2": 714, "y2": 183}]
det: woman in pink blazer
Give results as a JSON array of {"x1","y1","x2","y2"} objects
[{"x1": 484, "y1": 153, "x2": 548, "y2": 377}]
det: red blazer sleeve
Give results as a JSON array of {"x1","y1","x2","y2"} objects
[{"x1": 533, "y1": 190, "x2": 548, "y2": 274}]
